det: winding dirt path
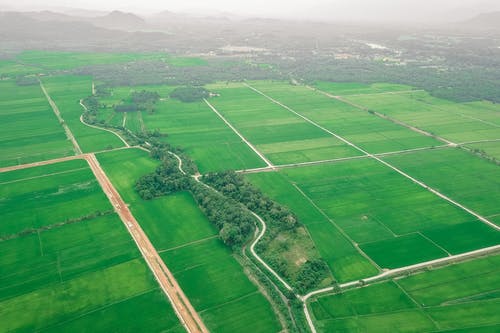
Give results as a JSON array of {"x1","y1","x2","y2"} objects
[
  {"x1": 301, "y1": 244, "x2": 500, "y2": 333},
  {"x1": 79, "y1": 100, "x2": 130, "y2": 147},
  {"x1": 85, "y1": 153, "x2": 208, "y2": 333}
]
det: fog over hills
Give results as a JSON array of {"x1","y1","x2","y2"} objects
[{"x1": 2, "y1": 0, "x2": 500, "y2": 23}]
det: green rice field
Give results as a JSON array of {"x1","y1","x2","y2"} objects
[
  {"x1": 0, "y1": 80, "x2": 73, "y2": 167},
  {"x1": 343, "y1": 90, "x2": 500, "y2": 143},
  {"x1": 207, "y1": 82, "x2": 362, "y2": 165},
  {"x1": 310, "y1": 254, "x2": 500, "y2": 332},
  {"x1": 245, "y1": 81, "x2": 442, "y2": 154},
  {"x1": 0, "y1": 159, "x2": 183, "y2": 332},
  {"x1": 97, "y1": 148, "x2": 281, "y2": 332}
]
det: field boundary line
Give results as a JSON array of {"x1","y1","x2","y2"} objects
[
  {"x1": 302, "y1": 244, "x2": 500, "y2": 333},
  {"x1": 245, "y1": 83, "x2": 500, "y2": 232},
  {"x1": 85, "y1": 153, "x2": 208, "y2": 333},
  {"x1": 244, "y1": 83, "x2": 371, "y2": 156},
  {"x1": 204, "y1": 98, "x2": 275, "y2": 169},
  {"x1": 290, "y1": 183, "x2": 382, "y2": 273},
  {"x1": 303, "y1": 244, "x2": 500, "y2": 301},
  {"x1": 159, "y1": 235, "x2": 218, "y2": 253},
  {"x1": 39, "y1": 79, "x2": 83, "y2": 155},
  {"x1": 0, "y1": 155, "x2": 85, "y2": 173},
  {"x1": 337, "y1": 89, "x2": 425, "y2": 97},
  {"x1": 236, "y1": 145, "x2": 450, "y2": 174},
  {"x1": 0, "y1": 166, "x2": 89, "y2": 185},
  {"x1": 458, "y1": 138, "x2": 500, "y2": 145},
  {"x1": 245, "y1": 82, "x2": 500, "y2": 333},
  {"x1": 79, "y1": 100, "x2": 130, "y2": 147},
  {"x1": 308, "y1": 85, "x2": 456, "y2": 146}
]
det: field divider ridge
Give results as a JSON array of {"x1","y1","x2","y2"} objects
[
  {"x1": 301, "y1": 244, "x2": 500, "y2": 333},
  {"x1": 39, "y1": 78, "x2": 83, "y2": 155},
  {"x1": 308, "y1": 85, "x2": 457, "y2": 146},
  {"x1": 204, "y1": 98, "x2": 275, "y2": 169},
  {"x1": 244, "y1": 83, "x2": 500, "y2": 232}
]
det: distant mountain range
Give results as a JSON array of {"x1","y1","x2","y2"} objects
[{"x1": 462, "y1": 11, "x2": 500, "y2": 29}]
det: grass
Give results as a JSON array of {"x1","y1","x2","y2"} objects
[
  {"x1": 207, "y1": 82, "x2": 361, "y2": 164},
  {"x1": 141, "y1": 91, "x2": 267, "y2": 172},
  {"x1": 344, "y1": 90, "x2": 500, "y2": 143},
  {"x1": 16, "y1": 50, "x2": 207, "y2": 70},
  {"x1": 246, "y1": 81, "x2": 441, "y2": 154},
  {"x1": 313, "y1": 81, "x2": 416, "y2": 95},
  {"x1": 467, "y1": 141, "x2": 500, "y2": 160},
  {"x1": 133, "y1": 192, "x2": 219, "y2": 251},
  {"x1": 96, "y1": 148, "x2": 159, "y2": 203},
  {"x1": 247, "y1": 171, "x2": 379, "y2": 283},
  {"x1": 97, "y1": 149, "x2": 281, "y2": 332},
  {"x1": 249, "y1": 156, "x2": 500, "y2": 273},
  {"x1": 0, "y1": 159, "x2": 110, "y2": 238},
  {"x1": 0, "y1": 80, "x2": 73, "y2": 167},
  {"x1": 40, "y1": 75, "x2": 125, "y2": 153},
  {"x1": 98, "y1": 84, "x2": 267, "y2": 172},
  {"x1": 310, "y1": 254, "x2": 500, "y2": 332},
  {"x1": 0, "y1": 60, "x2": 42, "y2": 76},
  {"x1": 0, "y1": 159, "x2": 182, "y2": 332},
  {"x1": 359, "y1": 233, "x2": 448, "y2": 269},
  {"x1": 383, "y1": 148, "x2": 500, "y2": 220}
]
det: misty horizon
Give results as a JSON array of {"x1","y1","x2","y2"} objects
[{"x1": 1, "y1": 0, "x2": 500, "y2": 23}]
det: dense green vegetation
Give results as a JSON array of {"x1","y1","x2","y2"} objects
[
  {"x1": 97, "y1": 148, "x2": 281, "y2": 333},
  {"x1": 310, "y1": 254, "x2": 500, "y2": 332},
  {"x1": 170, "y1": 86, "x2": 210, "y2": 102},
  {"x1": 92, "y1": 83, "x2": 266, "y2": 172},
  {"x1": 247, "y1": 171, "x2": 379, "y2": 283},
  {"x1": 203, "y1": 171, "x2": 331, "y2": 292},
  {"x1": 134, "y1": 144, "x2": 256, "y2": 248},
  {"x1": 2, "y1": 51, "x2": 498, "y2": 333}
]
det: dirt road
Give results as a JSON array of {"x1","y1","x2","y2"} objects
[{"x1": 84, "y1": 153, "x2": 208, "y2": 333}]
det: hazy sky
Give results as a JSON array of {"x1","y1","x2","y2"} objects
[{"x1": 1, "y1": 0, "x2": 499, "y2": 21}]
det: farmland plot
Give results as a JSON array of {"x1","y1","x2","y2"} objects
[
  {"x1": 97, "y1": 149, "x2": 281, "y2": 332},
  {"x1": 207, "y1": 82, "x2": 361, "y2": 165},
  {"x1": 0, "y1": 159, "x2": 183, "y2": 332},
  {"x1": 0, "y1": 80, "x2": 73, "y2": 167},
  {"x1": 310, "y1": 254, "x2": 500, "y2": 333},
  {"x1": 246, "y1": 81, "x2": 441, "y2": 153}
]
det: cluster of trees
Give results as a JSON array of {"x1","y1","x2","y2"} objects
[
  {"x1": 114, "y1": 89, "x2": 160, "y2": 113},
  {"x1": 169, "y1": 86, "x2": 210, "y2": 102},
  {"x1": 295, "y1": 259, "x2": 330, "y2": 293},
  {"x1": 190, "y1": 183, "x2": 255, "y2": 247},
  {"x1": 135, "y1": 143, "x2": 254, "y2": 247},
  {"x1": 15, "y1": 75, "x2": 38, "y2": 86},
  {"x1": 131, "y1": 90, "x2": 160, "y2": 112},
  {"x1": 203, "y1": 171, "x2": 299, "y2": 231},
  {"x1": 203, "y1": 171, "x2": 332, "y2": 292},
  {"x1": 135, "y1": 154, "x2": 191, "y2": 200}
]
